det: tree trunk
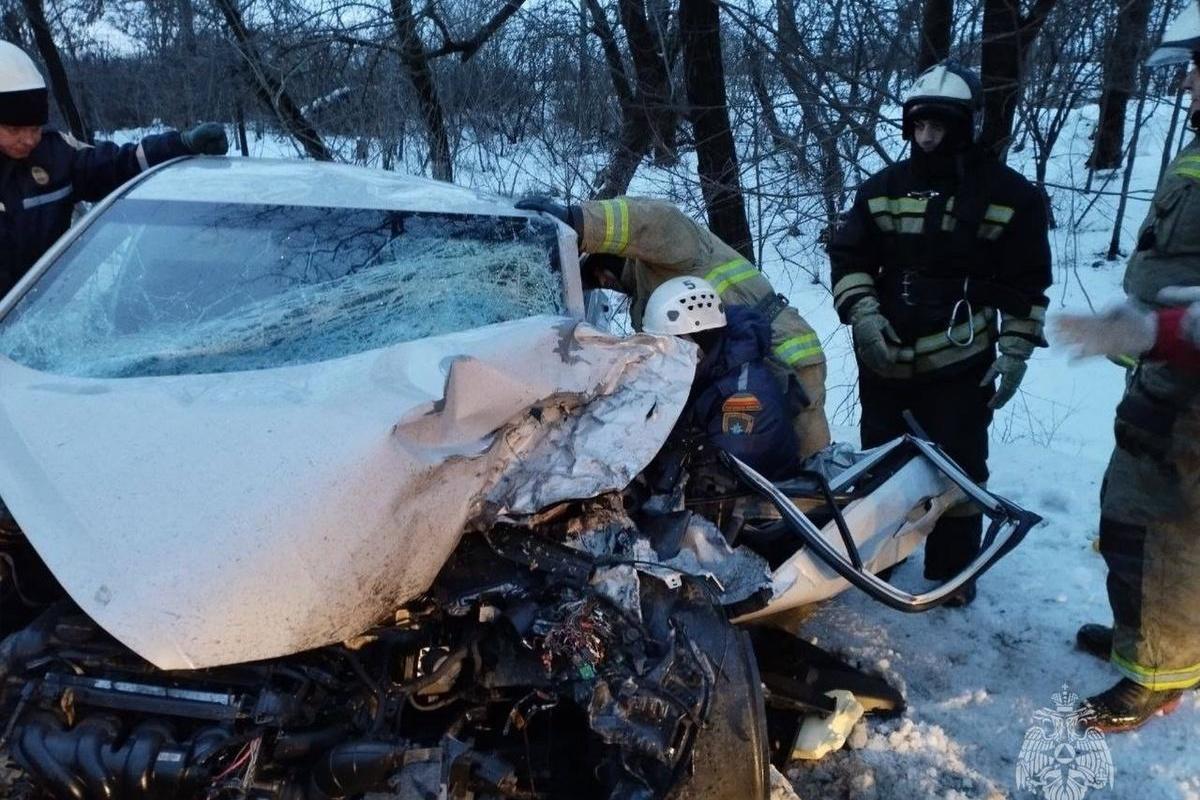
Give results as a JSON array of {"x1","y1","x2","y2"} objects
[
  {"x1": 979, "y1": 0, "x2": 1056, "y2": 159},
  {"x1": 917, "y1": 0, "x2": 954, "y2": 70},
  {"x1": 1090, "y1": 0, "x2": 1154, "y2": 169},
  {"x1": 211, "y1": 0, "x2": 332, "y2": 161},
  {"x1": 20, "y1": 0, "x2": 89, "y2": 142},
  {"x1": 390, "y1": 0, "x2": 453, "y2": 182},
  {"x1": 680, "y1": 0, "x2": 753, "y2": 261},
  {"x1": 617, "y1": 0, "x2": 679, "y2": 165}
]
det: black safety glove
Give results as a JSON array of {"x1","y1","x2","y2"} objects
[
  {"x1": 181, "y1": 123, "x2": 230, "y2": 156},
  {"x1": 515, "y1": 195, "x2": 581, "y2": 232}
]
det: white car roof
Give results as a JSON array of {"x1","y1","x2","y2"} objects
[{"x1": 126, "y1": 157, "x2": 530, "y2": 217}]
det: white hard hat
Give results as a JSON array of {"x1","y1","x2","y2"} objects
[
  {"x1": 1150, "y1": 1, "x2": 1200, "y2": 66},
  {"x1": 902, "y1": 62, "x2": 983, "y2": 144},
  {"x1": 643, "y1": 276, "x2": 726, "y2": 336},
  {"x1": 0, "y1": 41, "x2": 47, "y2": 126}
]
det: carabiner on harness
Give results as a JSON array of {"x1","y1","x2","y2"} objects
[{"x1": 946, "y1": 277, "x2": 975, "y2": 348}]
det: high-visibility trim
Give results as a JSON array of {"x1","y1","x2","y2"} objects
[
  {"x1": 911, "y1": 308, "x2": 995, "y2": 356},
  {"x1": 942, "y1": 214, "x2": 956, "y2": 232},
  {"x1": 868, "y1": 196, "x2": 928, "y2": 216},
  {"x1": 896, "y1": 217, "x2": 924, "y2": 234},
  {"x1": 1027, "y1": 304, "x2": 1047, "y2": 322},
  {"x1": 1111, "y1": 650, "x2": 1200, "y2": 691},
  {"x1": 832, "y1": 273, "x2": 876, "y2": 301},
  {"x1": 978, "y1": 222, "x2": 1005, "y2": 240},
  {"x1": 773, "y1": 332, "x2": 824, "y2": 365},
  {"x1": 705, "y1": 258, "x2": 758, "y2": 294},
  {"x1": 1108, "y1": 354, "x2": 1139, "y2": 369},
  {"x1": 597, "y1": 199, "x2": 631, "y2": 254},
  {"x1": 874, "y1": 216, "x2": 897, "y2": 233},
  {"x1": 23, "y1": 184, "x2": 72, "y2": 209},
  {"x1": 984, "y1": 204, "x2": 1015, "y2": 224},
  {"x1": 1000, "y1": 317, "x2": 1044, "y2": 337},
  {"x1": 1173, "y1": 166, "x2": 1200, "y2": 181}
]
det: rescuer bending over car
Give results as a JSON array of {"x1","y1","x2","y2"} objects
[{"x1": 515, "y1": 193, "x2": 831, "y2": 462}]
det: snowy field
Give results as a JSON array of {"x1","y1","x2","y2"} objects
[{"x1": 109, "y1": 99, "x2": 1200, "y2": 797}]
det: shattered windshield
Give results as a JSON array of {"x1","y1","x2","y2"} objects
[{"x1": 0, "y1": 199, "x2": 565, "y2": 378}]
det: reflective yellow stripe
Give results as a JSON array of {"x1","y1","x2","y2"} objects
[
  {"x1": 866, "y1": 196, "x2": 928, "y2": 215},
  {"x1": 978, "y1": 222, "x2": 1005, "y2": 240},
  {"x1": 598, "y1": 199, "x2": 630, "y2": 253},
  {"x1": 942, "y1": 214, "x2": 956, "y2": 232},
  {"x1": 705, "y1": 258, "x2": 758, "y2": 294},
  {"x1": 874, "y1": 216, "x2": 896, "y2": 233},
  {"x1": 773, "y1": 332, "x2": 824, "y2": 365},
  {"x1": 1111, "y1": 650, "x2": 1200, "y2": 691},
  {"x1": 897, "y1": 217, "x2": 924, "y2": 234},
  {"x1": 984, "y1": 204, "x2": 1015, "y2": 224},
  {"x1": 1174, "y1": 166, "x2": 1200, "y2": 180},
  {"x1": 1000, "y1": 317, "x2": 1044, "y2": 337},
  {"x1": 912, "y1": 308, "x2": 994, "y2": 355},
  {"x1": 1028, "y1": 304, "x2": 1047, "y2": 322},
  {"x1": 1108, "y1": 354, "x2": 1138, "y2": 369},
  {"x1": 832, "y1": 273, "x2": 876, "y2": 303}
]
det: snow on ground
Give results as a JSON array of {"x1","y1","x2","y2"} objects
[
  {"x1": 104, "y1": 97, "x2": 1200, "y2": 797},
  {"x1": 772, "y1": 103, "x2": 1200, "y2": 798}
]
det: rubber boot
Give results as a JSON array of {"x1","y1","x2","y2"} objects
[
  {"x1": 1085, "y1": 678, "x2": 1186, "y2": 733},
  {"x1": 1075, "y1": 624, "x2": 1113, "y2": 662}
]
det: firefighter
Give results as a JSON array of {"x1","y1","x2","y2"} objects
[
  {"x1": 1049, "y1": 3, "x2": 1200, "y2": 731},
  {"x1": 827, "y1": 62, "x2": 1052, "y2": 606},
  {"x1": 515, "y1": 194, "x2": 831, "y2": 461},
  {"x1": 1054, "y1": 286, "x2": 1200, "y2": 370},
  {"x1": 642, "y1": 276, "x2": 800, "y2": 480},
  {"x1": 0, "y1": 41, "x2": 228, "y2": 296}
]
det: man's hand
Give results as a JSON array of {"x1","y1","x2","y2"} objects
[
  {"x1": 181, "y1": 123, "x2": 229, "y2": 156},
  {"x1": 981, "y1": 353, "x2": 1028, "y2": 409},
  {"x1": 1051, "y1": 302, "x2": 1156, "y2": 361},
  {"x1": 514, "y1": 195, "x2": 575, "y2": 228},
  {"x1": 848, "y1": 296, "x2": 900, "y2": 376}
]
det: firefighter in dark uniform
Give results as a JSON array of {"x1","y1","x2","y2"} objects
[
  {"x1": 0, "y1": 41, "x2": 228, "y2": 296},
  {"x1": 828, "y1": 62, "x2": 1052, "y2": 606},
  {"x1": 1052, "y1": 2, "x2": 1200, "y2": 731},
  {"x1": 643, "y1": 276, "x2": 800, "y2": 480}
]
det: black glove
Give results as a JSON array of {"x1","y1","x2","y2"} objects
[
  {"x1": 181, "y1": 123, "x2": 229, "y2": 156},
  {"x1": 515, "y1": 195, "x2": 580, "y2": 231}
]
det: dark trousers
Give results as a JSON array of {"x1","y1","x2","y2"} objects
[{"x1": 858, "y1": 360, "x2": 995, "y2": 579}]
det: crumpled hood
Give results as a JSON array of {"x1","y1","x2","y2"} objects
[{"x1": 0, "y1": 316, "x2": 694, "y2": 669}]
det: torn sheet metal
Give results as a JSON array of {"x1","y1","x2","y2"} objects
[
  {"x1": 736, "y1": 456, "x2": 962, "y2": 623},
  {"x1": 0, "y1": 317, "x2": 693, "y2": 669}
]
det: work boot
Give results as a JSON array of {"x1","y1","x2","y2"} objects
[
  {"x1": 1075, "y1": 624, "x2": 1113, "y2": 662},
  {"x1": 941, "y1": 581, "x2": 976, "y2": 608},
  {"x1": 1085, "y1": 678, "x2": 1185, "y2": 733}
]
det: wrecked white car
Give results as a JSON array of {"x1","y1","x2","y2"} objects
[{"x1": 0, "y1": 158, "x2": 1038, "y2": 799}]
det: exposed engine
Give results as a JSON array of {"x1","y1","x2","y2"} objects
[{"x1": 0, "y1": 493, "x2": 769, "y2": 800}]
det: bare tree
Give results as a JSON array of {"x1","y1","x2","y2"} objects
[
  {"x1": 1089, "y1": 0, "x2": 1155, "y2": 169},
  {"x1": 918, "y1": 0, "x2": 954, "y2": 69},
  {"x1": 680, "y1": 0, "x2": 752, "y2": 258},
  {"x1": 21, "y1": 0, "x2": 89, "y2": 141},
  {"x1": 979, "y1": 0, "x2": 1058, "y2": 158}
]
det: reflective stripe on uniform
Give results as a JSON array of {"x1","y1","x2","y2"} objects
[
  {"x1": 705, "y1": 258, "x2": 758, "y2": 294},
  {"x1": 773, "y1": 332, "x2": 824, "y2": 365},
  {"x1": 1173, "y1": 154, "x2": 1200, "y2": 180},
  {"x1": 23, "y1": 184, "x2": 73, "y2": 209},
  {"x1": 1000, "y1": 315, "x2": 1045, "y2": 338},
  {"x1": 911, "y1": 308, "x2": 994, "y2": 356},
  {"x1": 832, "y1": 273, "x2": 876, "y2": 305},
  {"x1": 868, "y1": 196, "x2": 928, "y2": 235},
  {"x1": 984, "y1": 204, "x2": 1015, "y2": 224},
  {"x1": 594, "y1": 198, "x2": 630, "y2": 254},
  {"x1": 1111, "y1": 649, "x2": 1200, "y2": 691}
]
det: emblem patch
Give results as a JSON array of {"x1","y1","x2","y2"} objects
[
  {"x1": 721, "y1": 393, "x2": 762, "y2": 414},
  {"x1": 30, "y1": 166, "x2": 49, "y2": 186},
  {"x1": 722, "y1": 412, "x2": 755, "y2": 435}
]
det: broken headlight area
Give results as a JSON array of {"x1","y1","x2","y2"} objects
[{"x1": 0, "y1": 494, "x2": 771, "y2": 800}]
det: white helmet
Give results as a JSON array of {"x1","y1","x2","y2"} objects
[
  {"x1": 0, "y1": 41, "x2": 47, "y2": 126},
  {"x1": 901, "y1": 62, "x2": 983, "y2": 146},
  {"x1": 643, "y1": 276, "x2": 726, "y2": 336},
  {"x1": 1150, "y1": 1, "x2": 1200, "y2": 66}
]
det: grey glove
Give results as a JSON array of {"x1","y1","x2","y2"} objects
[
  {"x1": 514, "y1": 195, "x2": 580, "y2": 231},
  {"x1": 181, "y1": 123, "x2": 229, "y2": 156},
  {"x1": 848, "y1": 296, "x2": 901, "y2": 376},
  {"x1": 981, "y1": 352, "x2": 1028, "y2": 410}
]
